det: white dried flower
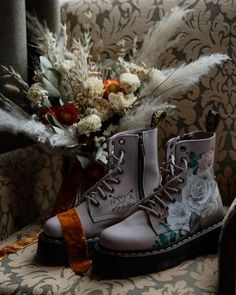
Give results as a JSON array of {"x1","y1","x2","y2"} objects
[
  {"x1": 119, "y1": 73, "x2": 141, "y2": 94},
  {"x1": 27, "y1": 83, "x2": 48, "y2": 107},
  {"x1": 83, "y1": 98, "x2": 112, "y2": 122},
  {"x1": 109, "y1": 92, "x2": 137, "y2": 114},
  {"x1": 94, "y1": 136, "x2": 108, "y2": 164},
  {"x1": 83, "y1": 76, "x2": 104, "y2": 98},
  {"x1": 77, "y1": 114, "x2": 102, "y2": 136},
  {"x1": 117, "y1": 57, "x2": 150, "y2": 78},
  {"x1": 94, "y1": 136, "x2": 106, "y2": 147}
]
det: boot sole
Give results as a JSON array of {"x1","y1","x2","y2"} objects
[
  {"x1": 37, "y1": 232, "x2": 98, "y2": 265},
  {"x1": 93, "y1": 220, "x2": 223, "y2": 277}
]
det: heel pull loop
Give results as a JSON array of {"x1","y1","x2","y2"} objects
[{"x1": 205, "y1": 109, "x2": 220, "y2": 132}]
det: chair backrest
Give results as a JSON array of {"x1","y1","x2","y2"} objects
[{"x1": 61, "y1": 0, "x2": 235, "y2": 205}]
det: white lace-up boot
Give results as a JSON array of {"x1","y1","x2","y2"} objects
[
  {"x1": 37, "y1": 128, "x2": 160, "y2": 264},
  {"x1": 93, "y1": 130, "x2": 225, "y2": 277}
]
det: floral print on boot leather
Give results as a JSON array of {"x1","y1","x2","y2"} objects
[{"x1": 93, "y1": 131, "x2": 225, "y2": 277}]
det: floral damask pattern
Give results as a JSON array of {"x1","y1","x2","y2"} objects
[
  {"x1": 62, "y1": 0, "x2": 236, "y2": 204},
  {"x1": 0, "y1": 1, "x2": 233, "y2": 294},
  {"x1": 0, "y1": 222, "x2": 219, "y2": 295},
  {"x1": 0, "y1": 145, "x2": 64, "y2": 240}
]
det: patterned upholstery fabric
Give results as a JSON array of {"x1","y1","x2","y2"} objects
[
  {"x1": 62, "y1": 0, "x2": 236, "y2": 205},
  {"x1": 0, "y1": 222, "x2": 218, "y2": 295},
  {"x1": 0, "y1": 145, "x2": 64, "y2": 241}
]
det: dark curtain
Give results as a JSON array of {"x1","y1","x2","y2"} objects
[{"x1": 0, "y1": 0, "x2": 60, "y2": 153}]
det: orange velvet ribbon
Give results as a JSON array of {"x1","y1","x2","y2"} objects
[
  {"x1": 0, "y1": 233, "x2": 40, "y2": 261},
  {"x1": 57, "y1": 208, "x2": 91, "y2": 274},
  {"x1": 51, "y1": 160, "x2": 82, "y2": 216}
]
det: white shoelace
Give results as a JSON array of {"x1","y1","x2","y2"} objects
[
  {"x1": 85, "y1": 150, "x2": 125, "y2": 207},
  {"x1": 139, "y1": 154, "x2": 188, "y2": 217}
]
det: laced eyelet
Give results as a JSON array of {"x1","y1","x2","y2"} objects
[
  {"x1": 121, "y1": 160, "x2": 125, "y2": 165},
  {"x1": 115, "y1": 179, "x2": 121, "y2": 184},
  {"x1": 110, "y1": 187, "x2": 115, "y2": 193},
  {"x1": 178, "y1": 177, "x2": 184, "y2": 184},
  {"x1": 101, "y1": 195, "x2": 108, "y2": 200},
  {"x1": 93, "y1": 201, "x2": 100, "y2": 207},
  {"x1": 118, "y1": 169, "x2": 123, "y2": 174}
]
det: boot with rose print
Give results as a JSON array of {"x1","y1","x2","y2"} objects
[
  {"x1": 37, "y1": 128, "x2": 160, "y2": 265},
  {"x1": 93, "y1": 130, "x2": 225, "y2": 277}
]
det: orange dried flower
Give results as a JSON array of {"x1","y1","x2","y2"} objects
[{"x1": 103, "y1": 79, "x2": 121, "y2": 98}]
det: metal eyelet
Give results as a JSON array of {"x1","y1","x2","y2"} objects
[
  {"x1": 119, "y1": 138, "x2": 125, "y2": 145},
  {"x1": 156, "y1": 213, "x2": 161, "y2": 219},
  {"x1": 118, "y1": 169, "x2": 123, "y2": 175},
  {"x1": 110, "y1": 187, "x2": 115, "y2": 193},
  {"x1": 180, "y1": 145, "x2": 187, "y2": 152},
  {"x1": 94, "y1": 201, "x2": 100, "y2": 207}
]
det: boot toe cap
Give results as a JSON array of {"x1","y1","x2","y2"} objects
[
  {"x1": 44, "y1": 216, "x2": 62, "y2": 238},
  {"x1": 100, "y1": 211, "x2": 155, "y2": 252}
]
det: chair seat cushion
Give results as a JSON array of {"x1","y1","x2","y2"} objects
[{"x1": 0, "y1": 222, "x2": 218, "y2": 295}]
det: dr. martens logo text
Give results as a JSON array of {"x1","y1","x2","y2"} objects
[{"x1": 110, "y1": 189, "x2": 135, "y2": 212}]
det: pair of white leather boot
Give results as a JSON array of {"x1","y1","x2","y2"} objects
[{"x1": 37, "y1": 127, "x2": 224, "y2": 277}]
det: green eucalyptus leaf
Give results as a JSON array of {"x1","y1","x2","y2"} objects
[
  {"x1": 101, "y1": 58, "x2": 116, "y2": 68},
  {"x1": 43, "y1": 77, "x2": 60, "y2": 97},
  {"x1": 44, "y1": 69, "x2": 59, "y2": 87},
  {"x1": 40, "y1": 56, "x2": 60, "y2": 88},
  {"x1": 40, "y1": 56, "x2": 52, "y2": 69}
]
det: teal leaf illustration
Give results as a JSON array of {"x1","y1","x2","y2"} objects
[
  {"x1": 153, "y1": 240, "x2": 160, "y2": 249},
  {"x1": 159, "y1": 234, "x2": 169, "y2": 246},
  {"x1": 168, "y1": 231, "x2": 177, "y2": 243},
  {"x1": 188, "y1": 151, "x2": 201, "y2": 174}
]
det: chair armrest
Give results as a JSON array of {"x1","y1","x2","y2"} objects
[
  {"x1": 0, "y1": 145, "x2": 64, "y2": 241},
  {"x1": 218, "y1": 197, "x2": 236, "y2": 295}
]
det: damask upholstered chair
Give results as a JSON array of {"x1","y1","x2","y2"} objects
[{"x1": 0, "y1": 0, "x2": 235, "y2": 294}]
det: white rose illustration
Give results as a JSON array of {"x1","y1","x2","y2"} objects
[
  {"x1": 167, "y1": 201, "x2": 191, "y2": 231},
  {"x1": 182, "y1": 174, "x2": 217, "y2": 216},
  {"x1": 198, "y1": 150, "x2": 214, "y2": 172}
]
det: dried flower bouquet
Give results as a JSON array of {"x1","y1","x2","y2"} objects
[{"x1": 0, "y1": 6, "x2": 228, "y2": 167}]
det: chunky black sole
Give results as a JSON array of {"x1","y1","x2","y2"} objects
[
  {"x1": 93, "y1": 220, "x2": 223, "y2": 278},
  {"x1": 37, "y1": 232, "x2": 98, "y2": 265}
]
